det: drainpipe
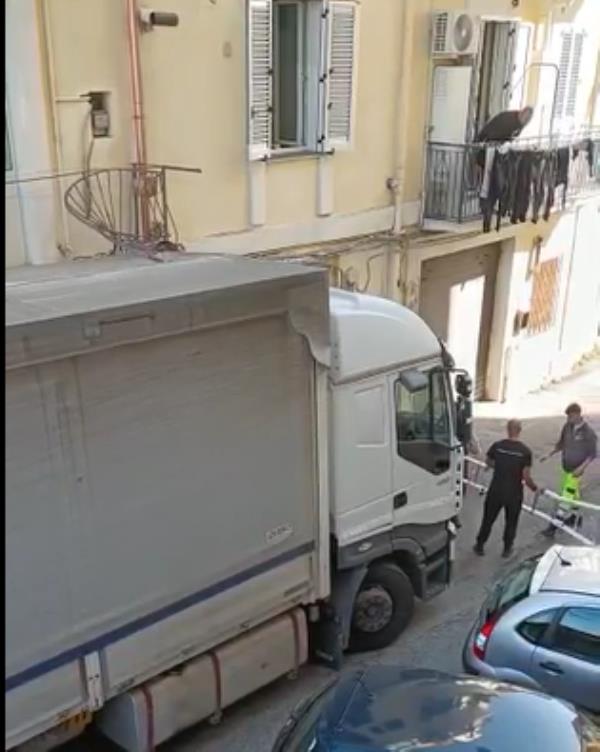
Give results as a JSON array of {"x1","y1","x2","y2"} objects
[
  {"x1": 126, "y1": 0, "x2": 149, "y2": 238},
  {"x1": 6, "y1": 0, "x2": 60, "y2": 265},
  {"x1": 40, "y1": 0, "x2": 77, "y2": 255},
  {"x1": 389, "y1": 0, "x2": 416, "y2": 236}
]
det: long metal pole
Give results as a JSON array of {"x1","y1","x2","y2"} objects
[{"x1": 126, "y1": 0, "x2": 149, "y2": 240}]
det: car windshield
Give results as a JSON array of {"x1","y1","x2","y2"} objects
[
  {"x1": 484, "y1": 555, "x2": 541, "y2": 620},
  {"x1": 272, "y1": 679, "x2": 338, "y2": 752}
]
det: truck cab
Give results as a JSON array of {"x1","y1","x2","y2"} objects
[{"x1": 325, "y1": 290, "x2": 465, "y2": 653}]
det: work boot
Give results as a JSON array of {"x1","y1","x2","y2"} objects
[
  {"x1": 473, "y1": 543, "x2": 485, "y2": 556},
  {"x1": 502, "y1": 546, "x2": 514, "y2": 558}
]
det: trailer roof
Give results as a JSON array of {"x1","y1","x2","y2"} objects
[{"x1": 5, "y1": 253, "x2": 324, "y2": 328}]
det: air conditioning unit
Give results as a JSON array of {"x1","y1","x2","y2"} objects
[{"x1": 432, "y1": 11, "x2": 479, "y2": 57}]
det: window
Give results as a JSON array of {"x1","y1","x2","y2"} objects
[
  {"x1": 517, "y1": 608, "x2": 558, "y2": 645},
  {"x1": 247, "y1": 0, "x2": 358, "y2": 159},
  {"x1": 395, "y1": 369, "x2": 452, "y2": 474},
  {"x1": 272, "y1": 678, "x2": 338, "y2": 751},
  {"x1": 6, "y1": 108, "x2": 13, "y2": 173},
  {"x1": 552, "y1": 607, "x2": 600, "y2": 663},
  {"x1": 483, "y1": 556, "x2": 540, "y2": 620},
  {"x1": 474, "y1": 21, "x2": 518, "y2": 137},
  {"x1": 527, "y1": 257, "x2": 561, "y2": 336},
  {"x1": 553, "y1": 27, "x2": 585, "y2": 125},
  {"x1": 273, "y1": 1, "x2": 306, "y2": 148}
]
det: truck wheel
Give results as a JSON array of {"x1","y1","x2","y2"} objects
[{"x1": 348, "y1": 562, "x2": 414, "y2": 652}]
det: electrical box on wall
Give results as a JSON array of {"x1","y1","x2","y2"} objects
[
  {"x1": 429, "y1": 66, "x2": 473, "y2": 144},
  {"x1": 89, "y1": 91, "x2": 111, "y2": 138}
]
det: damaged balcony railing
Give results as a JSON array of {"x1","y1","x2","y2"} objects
[
  {"x1": 423, "y1": 129, "x2": 600, "y2": 226},
  {"x1": 64, "y1": 163, "x2": 202, "y2": 255}
]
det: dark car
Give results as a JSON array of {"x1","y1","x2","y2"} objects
[{"x1": 272, "y1": 667, "x2": 598, "y2": 752}]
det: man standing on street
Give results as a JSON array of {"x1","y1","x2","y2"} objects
[
  {"x1": 540, "y1": 402, "x2": 597, "y2": 536},
  {"x1": 474, "y1": 419, "x2": 539, "y2": 558}
]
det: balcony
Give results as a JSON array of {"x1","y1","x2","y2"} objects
[{"x1": 422, "y1": 130, "x2": 600, "y2": 231}]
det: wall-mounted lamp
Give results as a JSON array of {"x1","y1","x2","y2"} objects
[{"x1": 139, "y1": 8, "x2": 179, "y2": 31}]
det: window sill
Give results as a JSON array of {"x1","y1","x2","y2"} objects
[{"x1": 268, "y1": 148, "x2": 323, "y2": 163}]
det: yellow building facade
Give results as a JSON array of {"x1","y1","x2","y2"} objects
[{"x1": 5, "y1": 0, "x2": 600, "y2": 399}]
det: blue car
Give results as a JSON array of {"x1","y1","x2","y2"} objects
[{"x1": 271, "y1": 667, "x2": 598, "y2": 751}]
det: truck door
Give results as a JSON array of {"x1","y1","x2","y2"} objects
[{"x1": 390, "y1": 367, "x2": 457, "y2": 527}]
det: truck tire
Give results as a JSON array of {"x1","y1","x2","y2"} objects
[{"x1": 348, "y1": 562, "x2": 414, "y2": 652}]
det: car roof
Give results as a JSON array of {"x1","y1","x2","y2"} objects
[
  {"x1": 531, "y1": 545, "x2": 600, "y2": 598},
  {"x1": 316, "y1": 667, "x2": 591, "y2": 751}
]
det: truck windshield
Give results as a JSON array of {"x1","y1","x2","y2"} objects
[{"x1": 395, "y1": 369, "x2": 452, "y2": 474}]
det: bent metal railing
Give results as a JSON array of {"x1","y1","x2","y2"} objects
[
  {"x1": 464, "y1": 455, "x2": 599, "y2": 546},
  {"x1": 64, "y1": 163, "x2": 202, "y2": 255},
  {"x1": 423, "y1": 130, "x2": 600, "y2": 225}
]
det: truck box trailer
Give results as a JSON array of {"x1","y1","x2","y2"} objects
[{"x1": 5, "y1": 255, "x2": 467, "y2": 751}]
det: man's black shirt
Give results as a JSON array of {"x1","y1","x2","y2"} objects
[{"x1": 487, "y1": 439, "x2": 532, "y2": 501}]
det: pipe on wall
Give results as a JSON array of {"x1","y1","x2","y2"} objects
[
  {"x1": 390, "y1": 0, "x2": 416, "y2": 237},
  {"x1": 40, "y1": 0, "x2": 75, "y2": 255},
  {"x1": 126, "y1": 0, "x2": 147, "y2": 168},
  {"x1": 126, "y1": 0, "x2": 150, "y2": 239}
]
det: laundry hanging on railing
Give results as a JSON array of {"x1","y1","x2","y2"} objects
[{"x1": 477, "y1": 139, "x2": 595, "y2": 234}]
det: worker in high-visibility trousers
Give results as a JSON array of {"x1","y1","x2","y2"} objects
[{"x1": 541, "y1": 403, "x2": 597, "y2": 537}]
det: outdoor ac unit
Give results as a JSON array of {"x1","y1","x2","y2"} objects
[{"x1": 432, "y1": 11, "x2": 479, "y2": 57}]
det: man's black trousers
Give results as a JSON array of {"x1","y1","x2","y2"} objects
[{"x1": 476, "y1": 490, "x2": 522, "y2": 549}]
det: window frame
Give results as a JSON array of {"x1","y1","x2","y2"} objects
[
  {"x1": 546, "y1": 606, "x2": 600, "y2": 665},
  {"x1": 6, "y1": 102, "x2": 15, "y2": 176},
  {"x1": 516, "y1": 607, "x2": 560, "y2": 646},
  {"x1": 272, "y1": 0, "x2": 307, "y2": 150},
  {"x1": 246, "y1": 0, "x2": 358, "y2": 161},
  {"x1": 394, "y1": 367, "x2": 453, "y2": 475}
]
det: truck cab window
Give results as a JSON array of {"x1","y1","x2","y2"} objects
[{"x1": 395, "y1": 370, "x2": 451, "y2": 474}]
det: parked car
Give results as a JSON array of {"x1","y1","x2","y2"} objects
[
  {"x1": 463, "y1": 544, "x2": 600, "y2": 713},
  {"x1": 271, "y1": 666, "x2": 598, "y2": 751}
]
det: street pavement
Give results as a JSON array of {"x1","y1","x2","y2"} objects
[{"x1": 66, "y1": 359, "x2": 600, "y2": 752}]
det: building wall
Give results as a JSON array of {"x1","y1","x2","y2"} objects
[
  {"x1": 8, "y1": 0, "x2": 570, "y2": 265},
  {"x1": 503, "y1": 199, "x2": 600, "y2": 399},
  {"x1": 19, "y1": 0, "x2": 406, "y2": 260},
  {"x1": 5, "y1": 0, "x2": 600, "y2": 401}
]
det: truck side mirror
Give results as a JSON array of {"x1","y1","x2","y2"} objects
[{"x1": 455, "y1": 373, "x2": 472, "y2": 398}]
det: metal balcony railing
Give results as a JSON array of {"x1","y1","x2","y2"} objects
[
  {"x1": 423, "y1": 129, "x2": 600, "y2": 226},
  {"x1": 64, "y1": 163, "x2": 202, "y2": 255}
]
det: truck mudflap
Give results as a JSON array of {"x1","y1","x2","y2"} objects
[{"x1": 310, "y1": 565, "x2": 368, "y2": 670}]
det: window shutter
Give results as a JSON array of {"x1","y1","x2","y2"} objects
[
  {"x1": 565, "y1": 32, "x2": 584, "y2": 118},
  {"x1": 320, "y1": 1, "x2": 358, "y2": 151},
  {"x1": 247, "y1": 0, "x2": 272, "y2": 161},
  {"x1": 553, "y1": 29, "x2": 573, "y2": 121},
  {"x1": 509, "y1": 24, "x2": 531, "y2": 110}
]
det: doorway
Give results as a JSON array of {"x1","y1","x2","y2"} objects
[{"x1": 419, "y1": 244, "x2": 500, "y2": 400}]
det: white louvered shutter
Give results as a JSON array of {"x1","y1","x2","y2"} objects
[
  {"x1": 247, "y1": 0, "x2": 272, "y2": 160},
  {"x1": 565, "y1": 31, "x2": 584, "y2": 118},
  {"x1": 320, "y1": 1, "x2": 358, "y2": 151},
  {"x1": 553, "y1": 28, "x2": 573, "y2": 122}
]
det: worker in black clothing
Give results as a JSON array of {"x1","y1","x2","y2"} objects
[{"x1": 474, "y1": 419, "x2": 539, "y2": 558}]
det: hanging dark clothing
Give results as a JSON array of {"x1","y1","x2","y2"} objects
[
  {"x1": 511, "y1": 151, "x2": 533, "y2": 224},
  {"x1": 543, "y1": 150, "x2": 558, "y2": 221},
  {"x1": 530, "y1": 152, "x2": 548, "y2": 224},
  {"x1": 555, "y1": 146, "x2": 570, "y2": 208}
]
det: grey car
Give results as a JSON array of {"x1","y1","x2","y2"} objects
[{"x1": 463, "y1": 544, "x2": 600, "y2": 713}]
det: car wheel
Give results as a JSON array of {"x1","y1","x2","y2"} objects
[{"x1": 348, "y1": 562, "x2": 414, "y2": 652}]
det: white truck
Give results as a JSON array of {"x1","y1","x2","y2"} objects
[{"x1": 5, "y1": 254, "x2": 469, "y2": 751}]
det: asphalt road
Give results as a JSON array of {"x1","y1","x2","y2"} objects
[{"x1": 65, "y1": 360, "x2": 600, "y2": 752}]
